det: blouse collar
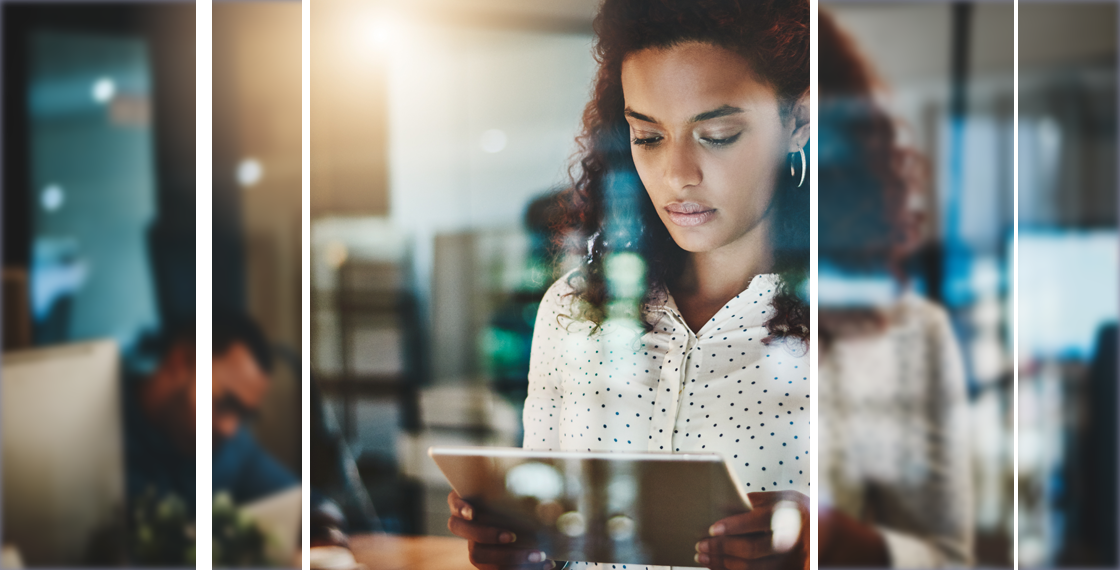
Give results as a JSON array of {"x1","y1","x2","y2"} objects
[{"x1": 645, "y1": 273, "x2": 782, "y2": 322}]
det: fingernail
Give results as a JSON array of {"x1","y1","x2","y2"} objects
[
  {"x1": 696, "y1": 540, "x2": 709, "y2": 553},
  {"x1": 709, "y1": 523, "x2": 725, "y2": 536},
  {"x1": 695, "y1": 553, "x2": 710, "y2": 565},
  {"x1": 461, "y1": 506, "x2": 473, "y2": 520},
  {"x1": 545, "y1": 561, "x2": 556, "y2": 569},
  {"x1": 528, "y1": 551, "x2": 546, "y2": 563},
  {"x1": 499, "y1": 531, "x2": 516, "y2": 544}
]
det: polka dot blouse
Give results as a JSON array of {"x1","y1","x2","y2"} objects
[{"x1": 522, "y1": 271, "x2": 810, "y2": 570}]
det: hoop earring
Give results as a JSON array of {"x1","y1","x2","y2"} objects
[{"x1": 789, "y1": 148, "x2": 806, "y2": 188}]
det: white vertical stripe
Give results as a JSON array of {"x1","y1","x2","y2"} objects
[
  {"x1": 196, "y1": 0, "x2": 214, "y2": 566},
  {"x1": 808, "y1": 0, "x2": 820, "y2": 567}
]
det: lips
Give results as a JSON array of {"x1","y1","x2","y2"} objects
[{"x1": 665, "y1": 202, "x2": 716, "y2": 227}]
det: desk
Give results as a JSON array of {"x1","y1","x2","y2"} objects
[{"x1": 349, "y1": 533, "x2": 475, "y2": 570}]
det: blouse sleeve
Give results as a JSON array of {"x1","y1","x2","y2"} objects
[
  {"x1": 880, "y1": 301, "x2": 975, "y2": 568},
  {"x1": 521, "y1": 274, "x2": 578, "y2": 451}
]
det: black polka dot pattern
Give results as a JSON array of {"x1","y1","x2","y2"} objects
[{"x1": 523, "y1": 272, "x2": 810, "y2": 569}]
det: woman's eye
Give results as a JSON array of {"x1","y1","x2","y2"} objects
[
  {"x1": 700, "y1": 132, "x2": 742, "y2": 147},
  {"x1": 632, "y1": 135, "x2": 663, "y2": 146}
]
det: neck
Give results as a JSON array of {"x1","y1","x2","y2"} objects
[{"x1": 675, "y1": 222, "x2": 774, "y2": 305}]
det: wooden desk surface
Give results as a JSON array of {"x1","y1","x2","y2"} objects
[{"x1": 349, "y1": 533, "x2": 475, "y2": 570}]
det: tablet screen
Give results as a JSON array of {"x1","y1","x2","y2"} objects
[{"x1": 429, "y1": 446, "x2": 751, "y2": 567}]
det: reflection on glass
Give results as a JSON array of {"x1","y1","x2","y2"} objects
[
  {"x1": 557, "y1": 511, "x2": 587, "y2": 537},
  {"x1": 819, "y1": 3, "x2": 1012, "y2": 566},
  {"x1": 506, "y1": 461, "x2": 564, "y2": 501},
  {"x1": 606, "y1": 514, "x2": 635, "y2": 541},
  {"x1": 1019, "y1": 4, "x2": 1118, "y2": 566}
]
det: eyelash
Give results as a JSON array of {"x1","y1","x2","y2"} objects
[
  {"x1": 630, "y1": 132, "x2": 742, "y2": 148},
  {"x1": 702, "y1": 133, "x2": 742, "y2": 147}
]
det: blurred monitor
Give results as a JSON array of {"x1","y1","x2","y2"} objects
[
  {"x1": 1, "y1": 339, "x2": 125, "y2": 565},
  {"x1": 1018, "y1": 229, "x2": 1119, "y2": 360}
]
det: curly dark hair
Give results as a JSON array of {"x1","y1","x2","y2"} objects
[
  {"x1": 817, "y1": 10, "x2": 929, "y2": 347},
  {"x1": 818, "y1": 9, "x2": 926, "y2": 278},
  {"x1": 559, "y1": 0, "x2": 809, "y2": 343}
]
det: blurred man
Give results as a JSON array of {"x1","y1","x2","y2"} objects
[
  {"x1": 211, "y1": 312, "x2": 298, "y2": 503},
  {"x1": 126, "y1": 323, "x2": 197, "y2": 513},
  {"x1": 126, "y1": 313, "x2": 297, "y2": 514}
]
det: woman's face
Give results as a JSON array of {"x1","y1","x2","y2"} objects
[{"x1": 621, "y1": 42, "x2": 808, "y2": 257}]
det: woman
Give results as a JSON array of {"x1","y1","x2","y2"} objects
[
  {"x1": 449, "y1": 1, "x2": 810, "y2": 569},
  {"x1": 816, "y1": 10, "x2": 973, "y2": 567}
]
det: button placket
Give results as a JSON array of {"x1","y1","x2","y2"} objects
[{"x1": 648, "y1": 309, "x2": 688, "y2": 452}]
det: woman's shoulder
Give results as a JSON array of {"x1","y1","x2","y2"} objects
[
  {"x1": 894, "y1": 292, "x2": 955, "y2": 338},
  {"x1": 540, "y1": 268, "x2": 581, "y2": 308},
  {"x1": 534, "y1": 268, "x2": 593, "y2": 332}
]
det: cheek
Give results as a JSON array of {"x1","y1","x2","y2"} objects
[
  {"x1": 630, "y1": 151, "x2": 657, "y2": 188},
  {"x1": 722, "y1": 144, "x2": 781, "y2": 199},
  {"x1": 632, "y1": 152, "x2": 671, "y2": 208}
]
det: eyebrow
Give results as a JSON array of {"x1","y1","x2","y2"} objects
[{"x1": 624, "y1": 104, "x2": 746, "y2": 125}]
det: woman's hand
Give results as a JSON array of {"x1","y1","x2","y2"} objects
[
  {"x1": 818, "y1": 505, "x2": 889, "y2": 566},
  {"x1": 446, "y1": 491, "x2": 555, "y2": 570},
  {"x1": 694, "y1": 490, "x2": 809, "y2": 570}
]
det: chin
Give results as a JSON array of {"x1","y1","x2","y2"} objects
[{"x1": 666, "y1": 228, "x2": 725, "y2": 253}]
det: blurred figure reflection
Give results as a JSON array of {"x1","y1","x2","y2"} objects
[
  {"x1": 484, "y1": 188, "x2": 582, "y2": 439},
  {"x1": 127, "y1": 312, "x2": 299, "y2": 514},
  {"x1": 126, "y1": 322, "x2": 197, "y2": 513},
  {"x1": 817, "y1": 11, "x2": 974, "y2": 567},
  {"x1": 212, "y1": 312, "x2": 299, "y2": 504}
]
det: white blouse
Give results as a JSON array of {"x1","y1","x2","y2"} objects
[
  {"x1": 522, "y1": 271, "x2": 810, "y2": 570},
  {"x1": 819, "y1": 294, "x2": 973, "y2": 568}
]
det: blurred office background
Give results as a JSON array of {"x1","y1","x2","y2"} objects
[
  {"x1": 822, "y1": 2, "x2": 1015, "y2": 566},
  {"x1": 0, "y1": 3, "x2": 195, "y2": 565},
  {"x1": 309, "y1": 0, "x2": 598, "y2": 537},
  {"x1": 1018, "y1": 4, "x2": 1119, "y2": 567}
]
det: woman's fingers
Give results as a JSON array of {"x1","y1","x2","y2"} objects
[
  {"x1": 708, "y1": 510, "x2": 771, "y2": 537},
  {"x1": 447, "y1": 516, "x2": 518, "y2": 545},
  {"x1": 467, "y1": 540, "x2": 551, "y2": 567},
  {"x1": 448, "y1": 491, "x2": 475, "y2": 520},
  {"x1": 698, "y1": 491, "x2": 810, "y2": 570},
  {"x1": 447, "y1": 491, "x2": 554, "y2": 569},
  {"x1": 710, "y1": 491, "x2": 808, "y2": 538},
  {"x1": 698, "y1": 534, "x2": 773, "y2": 560}
]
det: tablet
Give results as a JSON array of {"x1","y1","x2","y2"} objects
[{"x1": 428, "y1": 446, "x2": 752, "y2": 567}]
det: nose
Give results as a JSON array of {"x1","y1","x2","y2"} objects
[{"x1": 663, "y1": 139, "x2": 702, "y2": 190}]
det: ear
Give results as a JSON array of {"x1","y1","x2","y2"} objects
[{"x1": 788, "y1": 91, "x2": 810, "y2": 153}]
